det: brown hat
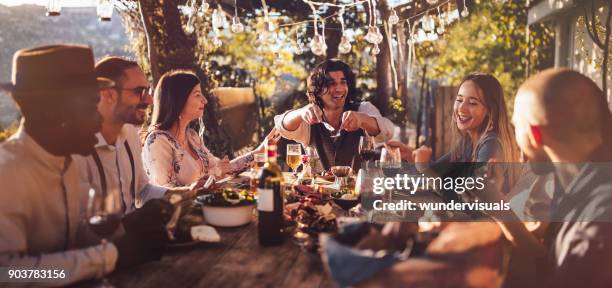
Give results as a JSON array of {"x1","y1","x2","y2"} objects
[{"x1": 0, "y1": 44, "x2": 114, "y2": 93}]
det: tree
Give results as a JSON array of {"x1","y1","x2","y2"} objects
[{"x1": 416, "y1": 0, "x2": 554, "y2": 109}]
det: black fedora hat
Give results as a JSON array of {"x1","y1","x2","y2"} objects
[{"x1": 0, "y1": 44, "x2": 114, "y2": 93}]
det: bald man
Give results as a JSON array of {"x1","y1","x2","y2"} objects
[{"x1": 490, "y1": 68, "x2": 612, "y2": 288}]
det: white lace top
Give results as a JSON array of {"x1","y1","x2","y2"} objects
[{"x1": 142, "y1": 128, "x2": 253, "y2": 187}]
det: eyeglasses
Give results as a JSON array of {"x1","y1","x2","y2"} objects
[{"x1": 116, "y1": 86, "x2": 152, "y2": 100}]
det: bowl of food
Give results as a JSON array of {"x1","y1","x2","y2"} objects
[
  {"x1": 331, "y1": 188, "x2": 360, "y2": 210},
  {"x1": 197, "y1": 188, "x2": 255, "y2": 227}
]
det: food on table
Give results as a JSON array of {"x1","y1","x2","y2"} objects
[{"x1": 198, "y1": 188, "x2": 255, "y2": 207}]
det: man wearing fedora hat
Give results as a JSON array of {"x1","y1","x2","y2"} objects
[{"x1": 0, "y1": 45, "x2": 173, "y2": 285}]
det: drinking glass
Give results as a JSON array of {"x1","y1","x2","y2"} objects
[
  {"x1": 254, "y1": 152, "x2": 266, "y2": 170},
  {"x1": 359, "y1": 135, "x2": 377, "y2": 168},
  {"x1": 355, "y1": 164, "x2": 384, "y2": 222},
  {"x1": 380, "y1": 146, "x2": 402, "y2": 168},
  {"x1": 286, "y1": 144, "x2": 302, "y2": 177},
  {"x1": 330, "y1": 166, "x2": 352, "y2": 188},
  {"x1": 86, "y1": 187, "x2": 122, "y2": 288}
]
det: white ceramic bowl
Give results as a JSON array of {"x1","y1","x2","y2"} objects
[{"x1": 202, "y1": 204, "x2": 254, "y2": 227}]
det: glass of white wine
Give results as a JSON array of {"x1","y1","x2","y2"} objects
[{"x1": 286, "y1": 144, "x2": 302, "y2": 178}]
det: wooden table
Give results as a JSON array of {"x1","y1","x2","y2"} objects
[
  {"x1": 92, "y1": 173, "x2": 507, "y2": 288},
  {"x1": 105, "y1": 221, "x2": 336, "y2": 288}
]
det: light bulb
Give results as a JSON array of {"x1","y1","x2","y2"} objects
[
  {"x1": 436, "y1": 25, "x2": 445, "y2": 34},
  {"x1": 364, "y1": 26, "x2": 377, "y2": 44},
  {"x1": 422, "y1": 15, "x2": 434, "y2": 31},
  {"x1": 426, "y1": 0, "x2": 438, "y2": 4},
  {"x1": 231, "y1": 17, "x2": 244, "y2": 33},
  {"x1": 212, "y1": 9, "x2": 225, "y2": 29},
  {"x1": 310, "y1": 34, "x2": 326, "y2": 56},
  {"x1": 461, "y1": 8, "x2": 469, "y2": 17},
  {"x1": 46, "y1": 0, "x2": 61, "y2": 16},
  {"x1": 388, "y1": 9, "x2": 399, "y2": 25},
  {"x1": 197, "y1": 2, "x2": 209, "y2": 17},
  {"x1": 338, "y1": 36, "x2": 352, "y2": 54},
  {"x1": 373, "y1": 26, "x2": 384, "y2": 44},
  {"x1": 184, "y1": 23, "x2": 195, "y2": 34},
  {"x1": 295, "y1": 44, "x2": 304, "y2": 55},
  {"x1": 370, "y1": 45, "x2": 380, "y2": 56}
]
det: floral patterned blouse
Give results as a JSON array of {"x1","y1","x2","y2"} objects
[{"x1": 143, "y1": 128, "x2": 254, "y2": 187}]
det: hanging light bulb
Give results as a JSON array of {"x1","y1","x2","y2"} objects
[
  {"x1": 96, "y1": 0, "x2": 113, "y2": 22},
  {"x1": 436, "y1": 25, "x2": 445, "y2": 34},
  {"x1": 46, "y1": 0, "x2": 61, "y2": 16},
  {"x1": 184, "y1": 22, "x2": 195, "y2": 34},
  {"x1": 338, "y1": 36, "x2": 352, "y2": 54},
  {"x1": 198, "y1": 2, "x2": 210, "y2": 17},
  {"x1": 310, "y1": 34, "x2": 326, "y2": 56},
  {"x1": 212, "y1": 8, "x2": 226, "y2": 29},
  {"x1": 373, "y1": 26, "x2": 384, "y2": 44},
  {"x1": 426, "y1": 0, "x2": 438, "y2": 4},
  {"x1": 231, "y1": 16, "x2": 244, "y2": 33},
  {"x1": 364, "y1": 26, "x2": 377, "y2": 44},
  {"x1": 370, "y1": 44, "x2": 380, "y2": 56},
  {"x1": 461, "y1": 0, "x2": 470, "y2": 17},
  {"x1": 388, "y1": 9, "x2": 399, "y2": 25},
  {"x1": 420, "y1": 15, "x2": 430, "y2": 31}
]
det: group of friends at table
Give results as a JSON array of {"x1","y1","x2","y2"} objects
[{"x1": 0, "y1": 43, "x2": 610, "y2": 287}]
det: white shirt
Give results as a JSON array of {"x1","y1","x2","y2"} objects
[
  {"x1": 73, "y1": 124, "x2": 167, "y2": 214},
  {"x1": 273, "y1": 101, "x2": 396, "y2": 146},
  {"x1": 0, "y1": 124, "x2": 117, "y2": 286}
]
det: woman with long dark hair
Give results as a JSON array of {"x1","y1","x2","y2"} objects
[{"x1": 143, "y1": 70, "x2": 273, "y2": 187}]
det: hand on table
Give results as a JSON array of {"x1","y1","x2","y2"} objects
[{"x1": 386, "y1": 141, "x2": 414, "y2": 162}]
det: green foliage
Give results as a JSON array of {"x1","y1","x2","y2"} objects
[{"x1": 418, "y1": 0, "x2": 554, "y2": 111}]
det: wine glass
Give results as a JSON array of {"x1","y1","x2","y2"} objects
[
  {"x1": 86, "y1": 187, "x2": 122, "y2": 288},
  {"x1": 380, "y1": 146, "x2": 402, "y2": 169},
  {"x1": 330, "y1": 166, "x2": 352, "y2": 188},
  {"x1": 355, "y1": 164, "x2": 384, "y2": 222},
  {"x1": 286, "y1": 144, "x2": 302, "y2": 178},
  {"x1": 380, "y1": 146, "x2": 402, "y2": 202},
  {"x1": 253, "y1": 152, "x2": 266, "y2": 170},
  {"x1": 359, "y1": 135, "x2": 377, "y2": 168}
]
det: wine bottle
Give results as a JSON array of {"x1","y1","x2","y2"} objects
[{"x1": 257, "y1": 140, "x2": 285, "y2": 246}]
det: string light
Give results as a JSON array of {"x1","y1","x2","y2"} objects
[
  {"x1": 230, "y1": 0, "x2": 244, "y2": 33},
  {"x1": 96, "y1": 0, "x2": 113, "y2": 22},
  {"x1": 337, "y1": 7, "x2": 352, "y2": 54},
  {"x1": 197, "y1": 1, "x2": 209, "y2": 17},
  {"x1": 46, "y1": 0, "x2": 61, "y2": 16},
  {"x1": 388, "y1": 8, "x2": 399, "y2": 25},
  {"x1": 461, "y1": 0, "x2": 470, "y2": 17}
]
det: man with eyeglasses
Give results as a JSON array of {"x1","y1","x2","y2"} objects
[{"x1": 74, "y1": 56, "x2": 199, "y2": 215}]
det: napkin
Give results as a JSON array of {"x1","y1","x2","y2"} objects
[{"x1": 191, "y1": 225, "x2": 221, "y2": 242}]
